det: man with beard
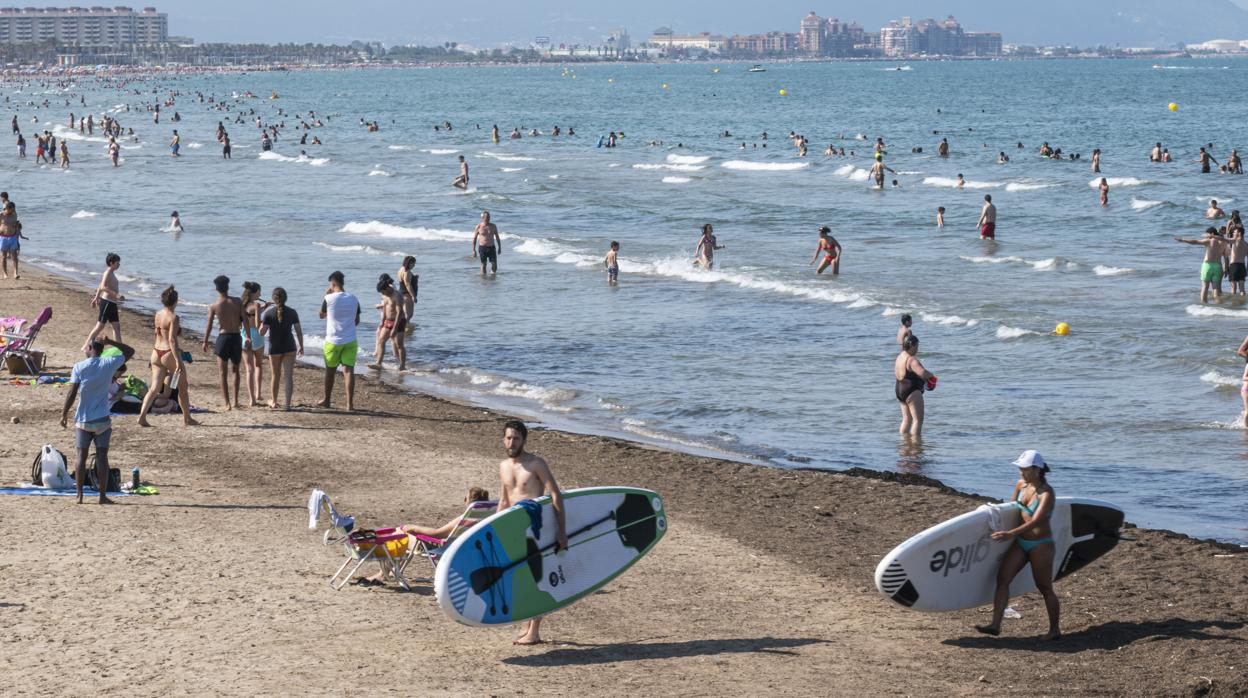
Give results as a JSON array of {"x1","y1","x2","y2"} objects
[{"x1": 495, "y1": 420, "x2": 568, "y2": 645}]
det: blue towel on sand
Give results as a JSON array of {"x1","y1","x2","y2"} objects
[{"x1": 516, "y1": 499, "x2": 543, "y2": 540}]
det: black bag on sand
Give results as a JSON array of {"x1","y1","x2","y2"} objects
[{"x1": 85, "y1": 454, "x2": 122, "y2": 493}]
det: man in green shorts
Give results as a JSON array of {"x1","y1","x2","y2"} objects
[
  {"x1": 317, "y1": 270, "x2": 361, "y2": 410},
  {"x1": 1175, "y1": 227, "x2": 1228, "y2": 303}
]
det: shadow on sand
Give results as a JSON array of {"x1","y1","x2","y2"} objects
[
  {"x1": 943, "y1": 618, "x2": 1246, "y2": 653},
  {"x1": 502, "y1": 636, "x2": 828, "y2": 667}
]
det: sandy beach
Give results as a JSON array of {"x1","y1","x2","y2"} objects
[{"x1": 1, "y1": 266, "x2": 1245, "y2": 696}]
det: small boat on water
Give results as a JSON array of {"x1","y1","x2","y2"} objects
[{"x1": 747, "y1": 64, "x2": 766, "y2": 73}]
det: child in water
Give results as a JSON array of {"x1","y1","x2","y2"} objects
[
  {"x1": 937, "y1": 207, "x2": 945, "y2": 228},
  {"x1": 168, "y1": 211, "x2": 183, "y2": 233},
  {"x1": 604, "y1": 241, "x2": 619, "y2": 285}
]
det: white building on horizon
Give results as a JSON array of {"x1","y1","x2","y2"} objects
[{"x1": 0, "y1": 6, "x2": 168, "y2": 44}]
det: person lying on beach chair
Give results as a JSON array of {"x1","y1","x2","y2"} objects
[{"x1": 360, "y1": 487, "x2": 493, "y2": 586}]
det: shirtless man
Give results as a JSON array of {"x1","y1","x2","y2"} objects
[
  {"x1": 897, "y1": 314, "x2": 913, "y2": 346},
  {"x1": 1206, "y1": 199, "x2": 1226, "y2": 219},
  {"x1": 452, "y1": 154, "x2": 469, "y2": 189},
  {"x1": 809, "y1": 226, "x2": 841, "y2": 274},
  {"x1": 495, "y1": 420, "x2": 567, "y2": 645},
  {"x1": 170, "y1": 129, "x2": 180, "y2": 157},
  {"x1": 1150, "y1": 143, "x2": 1162, "y2": 162},
  {"x1": 203, "y1": 275, "x2": 245, "y2": 409},
  {"x1": 603, "y1": 241, "x2": 619, "y2": 285},
  {"x1": 977, "y1": 195, "x2": 997, "y2": 240},
  {"x1": 367, "y1": 274, "x2": 406, "y2": 370},
  {"x1": 1227, "y1": 227, "x2": 1248, "y2": 296},
  {"x1": 937, "y1": 137, "x2": 949, "y2": 157},
  {"x1": 472, "y1": 210, "x2": 502, "y2": 274},
  {"x1": 83, "y1": 252, "x2": 124, "y2": 353},
  {"x1": 868, "y1": 160, "x2": 895, "y2": 189},
  {"x1": 1175, "y1": 227, "x2": 1228, "y2": 303},
  {"x1": 1196, "y1": 147, "x2": 1219, "y2": 174},
  {"x1": 1228, "y1": 149, "x2": 1243, "y2": 175}
]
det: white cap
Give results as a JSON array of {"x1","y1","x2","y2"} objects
[{"x1": 1012, "y1": 450, "x2": 1047, "y2": 469}]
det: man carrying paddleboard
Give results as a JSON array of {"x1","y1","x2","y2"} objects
[{"x1": 497, "y1": 420, "x2": 568, "y2": 645}]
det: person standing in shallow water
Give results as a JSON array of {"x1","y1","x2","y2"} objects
[
  {"x1": 894, "y1": 334, "x2": 935, "y2": 437},
  {"x1": 809, "y1": 226, "x2": 841, "y2": 274},
  {"x1": 1174, "y1": 227, "x2": 1227, "y2": 303},
  {"x1": 976, "y1": 450, "x2": 1062, "y2": 642},
  {"x1": 977, "y1": 195, "x2": 997, "y2": 240}
]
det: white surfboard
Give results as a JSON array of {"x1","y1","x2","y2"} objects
[{"x1": 874, "y1": 497, "x2": 1124, "y2": 612}]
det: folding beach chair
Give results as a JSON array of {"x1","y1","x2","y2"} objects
[
  {"x1": 411, "y1": 500, "x2": 498, "y2": 574},
  {"x1": 307, "y1": 489, "x2": 355, "y2": 546},
  {"x1": 329, "y1": 527, "x2": 421, "y2": 591},
  {"x1": 0, "y1": 306, "x2": 51, "y2": 374}
]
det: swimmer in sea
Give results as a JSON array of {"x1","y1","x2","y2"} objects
[
  {"x1": 1099, "y1": 178, "x2": 1109, "y2": 207},
  {"x1": 1196, "y1": 147, "x2": 1219, "y2": 174},
  {"x1": 869, "y1": 160, "x2": 896, "y2": 189},
  {"x1": 694, "y1": 223, "x2": 724, "y2": 270},
  {"x1": 603, "y1": 241, "x2": 619, "y2": 285},
  {"x1": 169, "y1": 211, "x2": 183, "y2": 233},
  {"x1": 1091, "y1": 148, "x2": 1101, "y2": 173},
  {"x1": 1174, "y1": 227, "x2": 1228, "y2": 303},
  {"x1": 1227, "y1": 226, "x2": 1247, "y2": 296},
  {"x1": 937, "y1": 138, "x2": 949, "y2": 157},
  {"x1": 169, "y1": 129, "x2": 180, "y2": 157},
  {"x1": 452, "y1": 154, "x2": 469, "y2": 189},
  {"x1": 809, "y1": 226, "x2": 841, "y2": 275},
  {"x1": 956, "y1": 173, "x2": 966, "y2": 188},
  {"x1": 896, "y1": 314, "x2": 913, "y2": 346},
  {"x1": 977, "y1": 195, "x2": 997, "y2": 240},
  {"x1": 1206, "y1": 200, "x2": 1226, "y2": 219},
  {"x1": 894, "y1": 335, "x2": 935, "y2": 437},
  {"x1": 1150, "y1": 142, "x2": 1162, "y2": 162},
  {"x1": 473, "y1": 210, "x2": 501, "y2": 275},
  {"x1": 937, "y1": 207, "x2": 945, "y2": 228}
]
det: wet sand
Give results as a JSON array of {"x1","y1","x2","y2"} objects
[{"x1": 1, "y1": 267, "x2": 1245, "y2": 696}]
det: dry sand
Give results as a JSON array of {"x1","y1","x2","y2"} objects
[{"x1": 1, "y1": 268, "x2": 1246, "y2": 696}]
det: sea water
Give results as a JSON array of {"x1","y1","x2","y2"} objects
[{"x1": 10, "y1": 59, "x2": 1248, "y2": 543}]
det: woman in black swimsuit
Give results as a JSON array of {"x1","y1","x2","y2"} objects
[{"x1": 894, "y1": 335, "x2": 935, "y2": 437}]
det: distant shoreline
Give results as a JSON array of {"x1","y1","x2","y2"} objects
[{"x1": 0, "y1": 51, "x2": 1216, "y2": 79}]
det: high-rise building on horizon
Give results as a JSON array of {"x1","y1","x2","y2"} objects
[{"x1": 0, "y1": 6, "x2": 167, "y2": 44}]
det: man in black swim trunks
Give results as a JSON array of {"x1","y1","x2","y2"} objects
[
  {"x1": 472, "y1": 210, "x2": 501, "y2": 275},
  {"x1": 83, "y1": 252, "x2": 124, "y2": 354},
  {"x1": 203, "y1": 274, "x2": 245, "y2": 410}
]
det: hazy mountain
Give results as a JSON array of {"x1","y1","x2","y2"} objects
[{"x1": 153, "y1": 0, "x2": 1248, "y2": 48}]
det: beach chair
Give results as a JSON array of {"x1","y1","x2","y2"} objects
[
  {"x1": 0, "y1": 306, "x2": 51, "y2": 374},
  {"x1": 307, "y1": 489, "x2": 355, "y2": 546},
  {"x1": 411, "y1": 500, "x2": 498, "y2": 574},
  {"x1": 329, "y1": 527, "x2": 421, "y2": 591}
]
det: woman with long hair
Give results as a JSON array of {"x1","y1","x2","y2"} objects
[{"x1": 138, "y1": 286, "x2": 198, "y2": 426}]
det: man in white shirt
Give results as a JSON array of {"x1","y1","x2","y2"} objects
[{"x1": 317, "y1": 270, "x2": 361, "y2": 411}]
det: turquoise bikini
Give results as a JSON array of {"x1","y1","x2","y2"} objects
[{"x1": 1014, "y1": 491, "x2": 1055, "y2": 553}]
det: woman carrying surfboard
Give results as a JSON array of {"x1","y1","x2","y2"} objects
[{"x1": 976, "y1": 450, "x2": 1062, "y2": 641}]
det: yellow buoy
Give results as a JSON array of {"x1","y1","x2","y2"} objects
[
  {"x1": 1055, "y1": 322, "x2": 1070, "y2": 336},
  {"x1": 779, "y1": 88, "x2": 788, "y2": 96},
  {"x1": 1168, "y1": 102, "x2": 1178, "y2": 112},
  {"x1": 661, "y1": 83, "x2": 668, "y2": 90}
]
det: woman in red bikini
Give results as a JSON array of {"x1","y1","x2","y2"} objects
[
  {"x1": 138, "y1": 286, "x2": 199, "y2": 427},
  {"x1": 809, "y1": 226, "x2": 841, "y2": 275}
]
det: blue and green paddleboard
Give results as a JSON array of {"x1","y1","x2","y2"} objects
[{"x1": 435, "y1": 486, "x2": 666, "y2": 626}]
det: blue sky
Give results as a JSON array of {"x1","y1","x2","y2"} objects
[{"x1": 155, "y1": 1, "x2": 1248, "y2": 48}]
